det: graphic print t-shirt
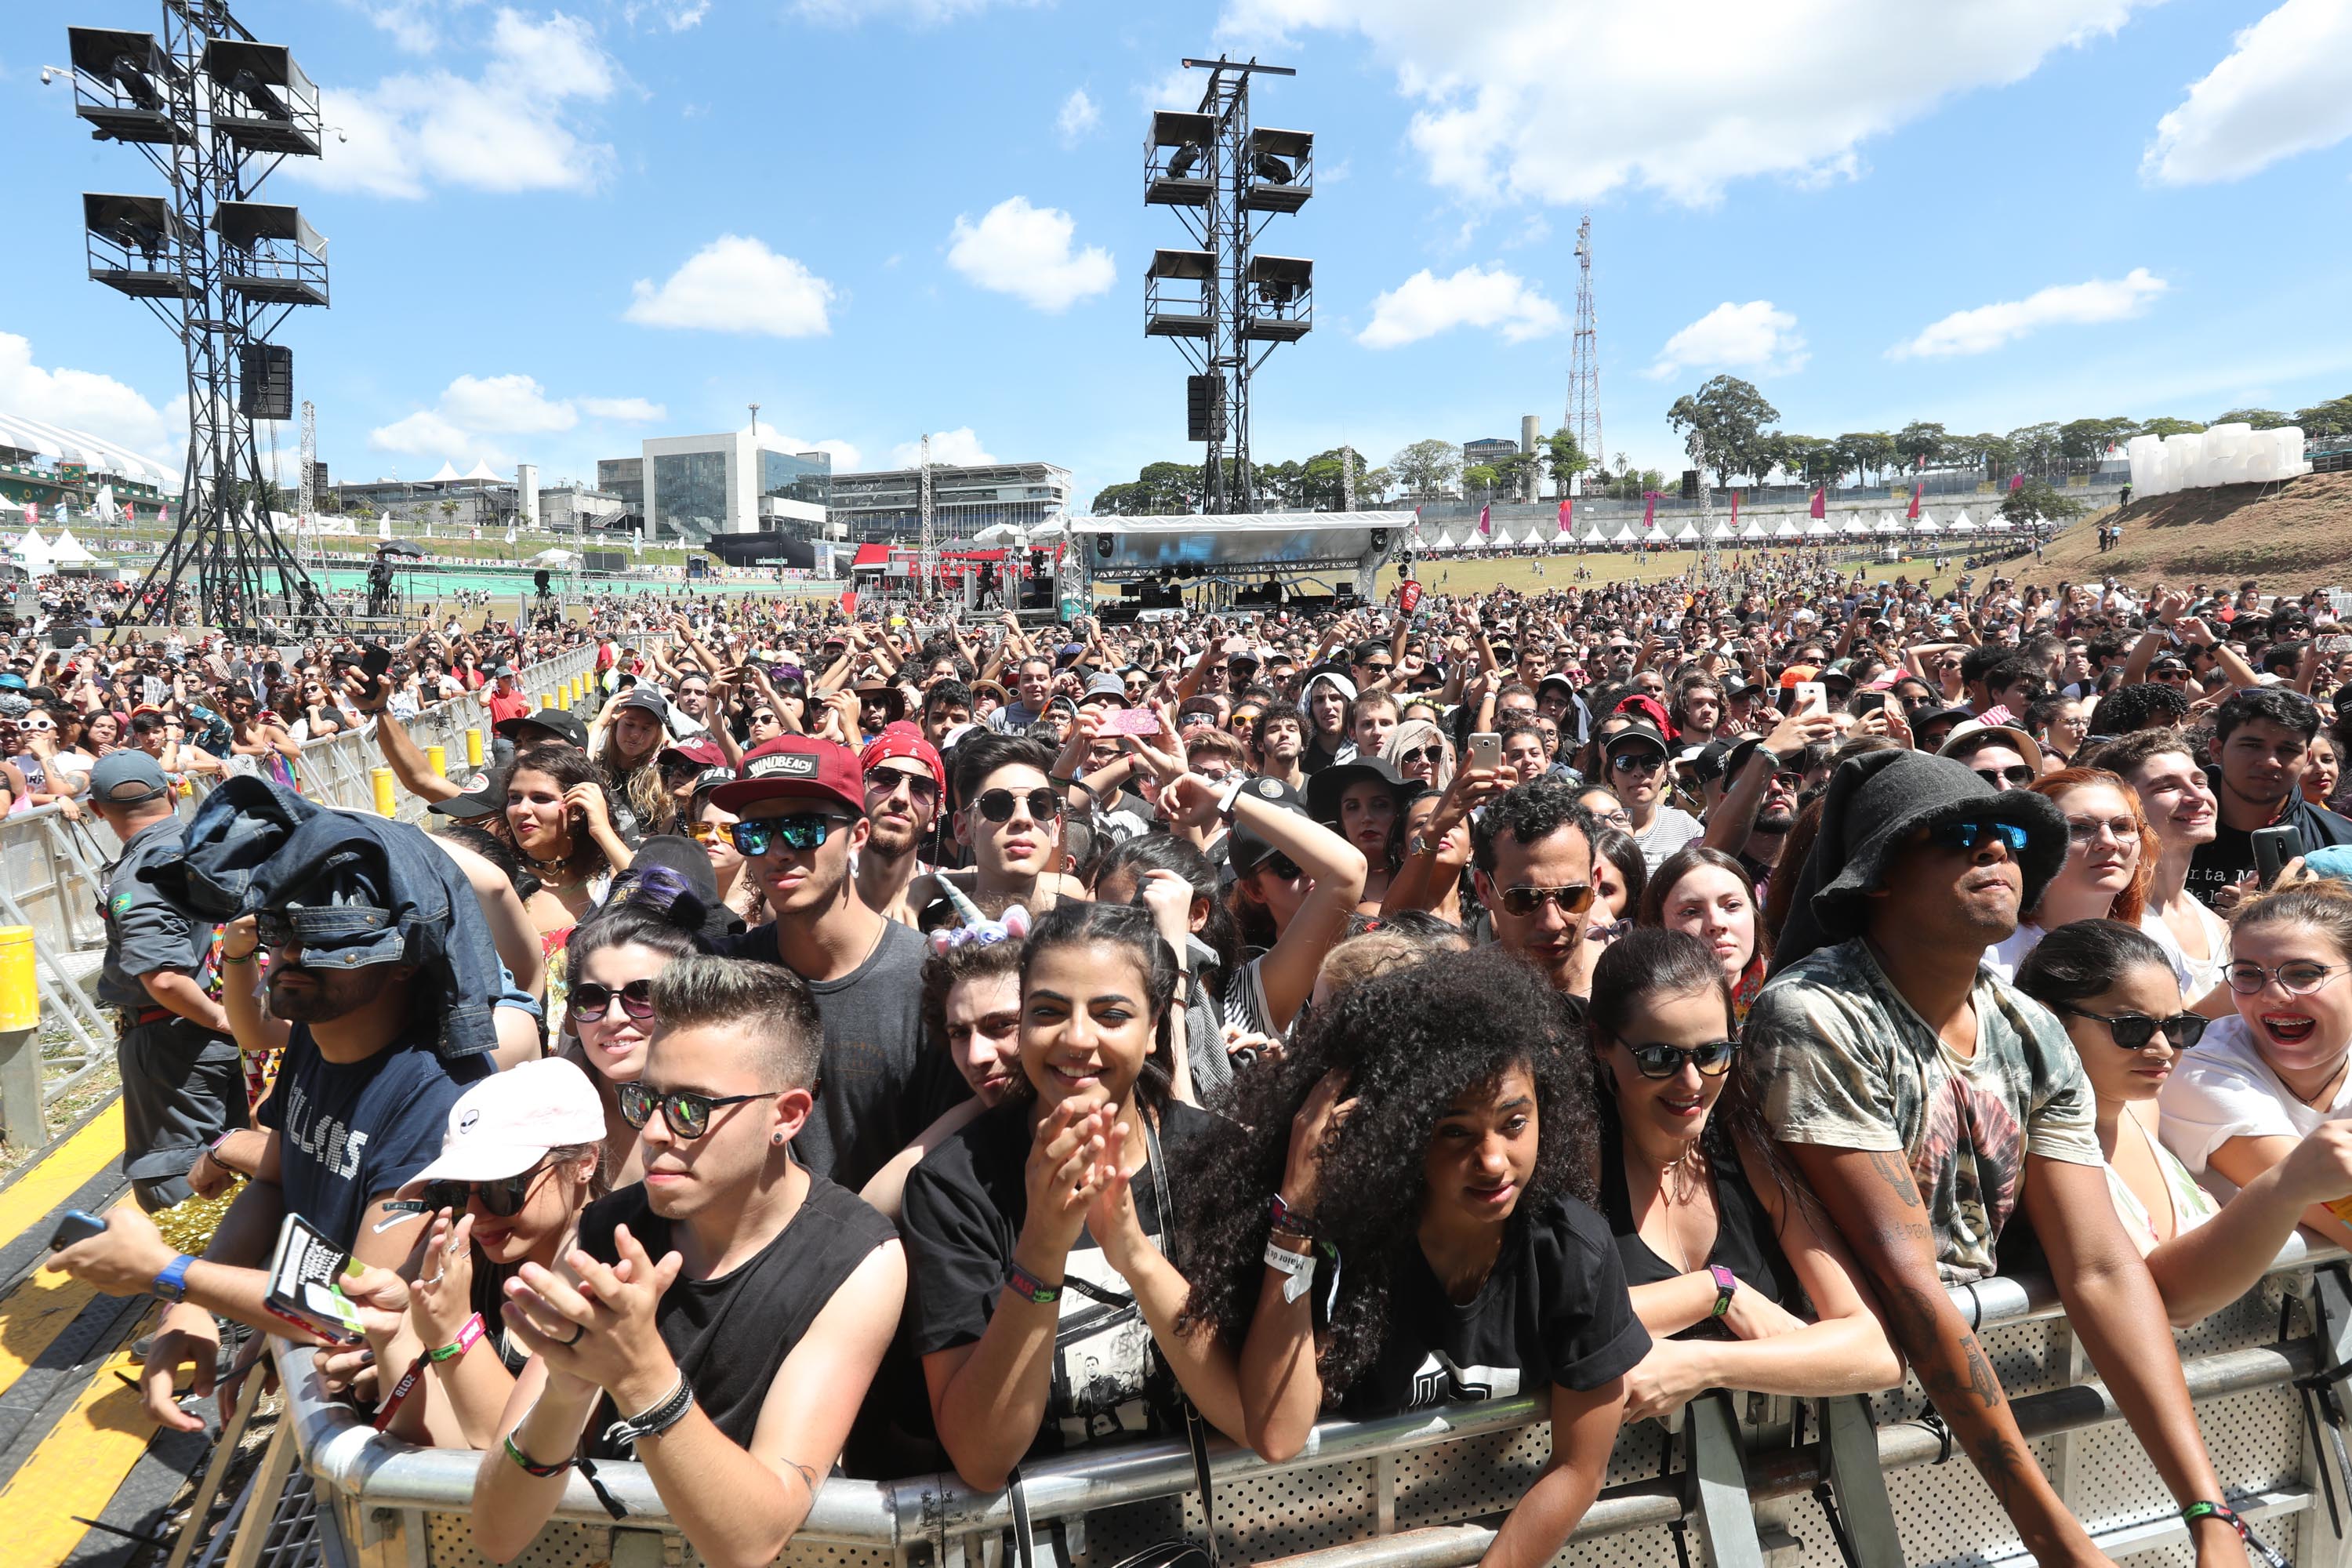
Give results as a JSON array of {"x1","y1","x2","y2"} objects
[{"x1": 1749, "y1": 938, "x2": 2102, "y2": 1284}]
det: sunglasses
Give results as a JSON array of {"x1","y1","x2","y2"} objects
[
  {"x1": 748, "y1": 711, "x2": 781, "y2": 725},
  {"x1": 1258, "y1": 851, "x2": 1304, "y2": 880},
  {"x1": 617, "y1": 1080, "x2": 775, "y2": 1141},
  {"x1": 571, "y1": 978, "x2": 656, "y2": 1022},
  {"x1": 2225, "y1": 960, "x2": 2347, "y2": 997},
  {"x1": 2053, "y1": 1004, "x2": 2208, "y2": 1051},
  {"x1": 1399, "y1": 745, "x2": 1442, "y2": 766},
  {"x1": 660, "y1": 757, "x2": 704, "y2": 779},
  {"x1": 1623, "y1": 1036, "x2": 1740, "y2": 1080},
  {"x1": 685, "y1": 820, "x2": 722, "y2": 844},
  {"x1": 726, "y1": 813, "x2": 851, "y2": 855},
  {"x1": 1924, "y1": 819, "x2": 2030, "y2": 855},
  {"x1": 1971, "y1": 764, "x2": 2038, "y2": 788},
  {"x1": 1360, "y1": 662, "x2": 1394, "y2": 675},
  {"x1": 1497, "y1": 883, "x2": 1596, "y2": 917},
  {"x1": 419, "y1": 1162, "x2": 552, "y2": 1219},
  {"x1": 1610, "y1": 751, "x2": 1664, "y2": 774},
  {"x1": 866, "y1": 766, "x2": 941, "y2": 804},
  {"x1": 975, "y1": 787, "x2": 1062, "y2": 824}
]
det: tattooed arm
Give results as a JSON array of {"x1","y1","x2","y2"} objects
[
  {"x1": 2022, "y1": 1155, "x2": 2247, "y2": 1568},
  {"x1": 1783, "y1": 1143, "x2": 2108, "y2": 1567}
]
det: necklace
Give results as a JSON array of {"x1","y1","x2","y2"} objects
[
  {"x1": 524, "y1": 849, "x2": 575, "y2": 881},
  {"x1": 2284, "y1": 1058, "x2": 2348, "y2": 1110},
  {"x1": 1642, "y1": 1142, "x2": 1708, "y2": 1271}
]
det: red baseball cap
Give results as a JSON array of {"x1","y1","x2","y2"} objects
[
  {"x1": 658, "y1": 739, "x2": 726, "y2": 771},
  {"x1": 860, "y1": 722, "x2": 943, "y2": 783},
  {"x1": 708, "y1": 736, "x2": 865, "y2": 818}
]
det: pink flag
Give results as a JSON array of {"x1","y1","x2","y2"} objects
[
  {"x1": 1907, "y1": 484, "x2": 1922, "y2": 521},
  {"x1": 1477, "y1": 503, "x2": 1491, "y2": 537},
  {"x1": 1729, "y1": 490, "x2": 1740, "y2": 529},
  {"x1": 1642, "y1": 491, "x2": 1657, "y2": 529},
  {"x1": 2009, "y1": 473, "x2": 2026, "y2": 491},
  {"x1": 1809, "y1": 487, "x2": 1826, "y2": 520},
  {"x1": 1556, "y1": 496, "x2": 1572, "y2": 535}
]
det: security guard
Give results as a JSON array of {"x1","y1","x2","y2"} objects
[{"x1": 88, "y1": 751, "x2": 247, "y2": 1210}]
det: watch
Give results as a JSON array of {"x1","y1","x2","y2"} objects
[
  {"x1": 1708, "y1": 1263, "x2": 1738, "y2": 1318},
  {"x1": 1406, "y1": 832, "x2": 1435, "y2": 860},
  {"x1": 152, "y1": 1253, "x2": 194, "y2": 1304}
]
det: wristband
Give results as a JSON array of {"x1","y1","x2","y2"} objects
[
  {"x1": 1269, "y1": 1191, "x2": 1317, "y2": 1240},
  {"x1": 1214, "y1": 773, "x2": 1248, "y2": 822},
  {"x1": 430, "y1": 1312, "x2": 487, "y2": 1363},
  {"x1": 208, "y1": 1131, "x2": 238, "y2": 1156},
  {"x1": 503, "y1": 1431, "x2": 574, "y2": 1477},
  {"x1": 376, "y1": 1352, "x2": 433, "y2": 1430},
  {"x1": 152, "y1": 1253, "x2": 194, "y2": 1304},
  {"x1": 1263, "y1": 1237, "x2": 1316, "y2": 1304},
  {"x1": 601, "y1": 1373, "x2": 695, "y2": 1449},
  {"x1": 2182, "y1": 1501, "x2": 2288, "y2": 1568},
  {"x1": 220, "y1": 949, "x2": 257, "y2": 965},
  {"x1": 1708, "y1": 1264, "x2": 1738, "y2": 1318},
  {"x1": 1004, "y1": 1261, "x2": 1062, "y2": 1305}
]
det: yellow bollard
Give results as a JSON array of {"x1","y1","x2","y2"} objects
[
  {"x1": 371, "y1": 765, "x2": 397, "y2": 818},
  {"x1": 0, "y1": 927, "x2": 36, "y2": 1031},
  {"x1": 539, "y1": 691, "x2": 554, "y2": 709},
  {"x1": 466, "y1": 726, "x2": 485, "y2": 767},
  {"x1": 426, "y1": 744, "x2": 446, "y2": 778}
]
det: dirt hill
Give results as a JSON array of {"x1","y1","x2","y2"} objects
[{"x1": 2040, "y1": 470, "x2": 2352, "y2": 590}]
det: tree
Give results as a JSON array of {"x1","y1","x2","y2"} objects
[
  {"x1": 1835, "y1": 430, "x2": 1896, "y2": 485},
  {"x1": 2002, "y1": 478, "x2": 2086, "y2": 529},
  {"x1": 1298, "y1": 447, "x2": 1372, "y2": 510},
  {"x1": 2213, "y1": 408, "x2": 2292, "y2": 429},
  {"x1": 1774, "y1": 434, "x2": 1835, "y2": 485},
  {"x1": 2007, "y1": 422, "x2": 2062, "y2": 480},
  {"x1": 1893, "y1": 421, "x2": 1950, "y2": 471},
  {"x1": 1390, "y1": 438, "x2": 1461, "y2": 499},
  {"x1": 1667, "y1": 375, "x2": 1780, "y2": 490},
  {"x1": 1460, "y1": 463, "x2": 1501, "y2": 498},
  {"x1": 1542, "y1": 427, "x2": 1588, "y2": 496},
  {"x1": 1973, "y1": 433, "x2": 2018, "y2": 483},
  {"x1": 2134, "y1": 416, "x2": 2206, "y2": 438},
  {"x1": 1091, "y1": 460, "x2": 1203, "y2": 514},
  {"x1": 2296, "y1": 397, "x2": 2352, "y2": 439},
  {"x1": 2058, "y1": 416, "x2": 2133, "y2": 471}
]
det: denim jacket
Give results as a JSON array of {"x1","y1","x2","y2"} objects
[{"x1": 139, "y1": 776, "x2": 501, "y2": 1060}]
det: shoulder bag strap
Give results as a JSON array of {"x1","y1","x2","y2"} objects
[{"x1": 1143, "y1": 1112, "x2": 1219, "y2": 1568}]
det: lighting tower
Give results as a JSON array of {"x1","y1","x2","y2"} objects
[
  {"x1": 61, "y1": 2, "x2": 332, "y2": 635},
  {"x1": 1145, "y1": 57, "x2": 1313, "y2": 514},
  {"x1": 1567, "y1": 213, "x2": 1602, "y2": 492},
  {"x1": 917, "y1": 432, "x2": 936, "y2": 600}
]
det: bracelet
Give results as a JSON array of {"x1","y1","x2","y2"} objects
[
  {"x1": 430, "y1": 1312, "x2": 486, "y2": 1363},
  {"x1": 2182, "y1": 1501, "x2": 2288, "y2": 1568},
  {"x1": 208, "y1": 1131, "x2": 238, "y2": 1156},
  {"x1": 503, "y1": 1431, "x2": 574, "y2": 1477},
  {"x1": 1004, "y1": 1261, "x2": 1062, "y2": 1305},
  {"x1": 601, "y1": 1373, "x2": 695, "y2": 1449},
  {"x1": 1708, "y1": 1264, "x2": 1738, "y2": 1318},
  {"x1": 220, "y1": 949, "x2": 258, "y2": 965},
  {"x1": 1269, "y1": 1191, "x2": 1317, "y2": 1240},
  {"x1": 1263, "y1": 1237, "x2": 1317, "y2": 1304}
]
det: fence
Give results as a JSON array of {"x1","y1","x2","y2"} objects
[{"x1": 251, "y1": 1237, "x2": 2352, "y2": 1568}]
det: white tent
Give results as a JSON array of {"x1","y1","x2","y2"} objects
[
  {"x1": 1983, "y1": 511, "x2": 2012, "y2": 532},
  {"x1": 1945, "y1": 509, "x2": 1979, "y2": 535},
  {"x1": 1664, "y1": 520, "x2": 1695, "y2": 543},
  {"x1": 1605, "y1": 523, "x2": 1635, "y2": 546},
  {"x1": 1840, "y1": 514, "x2": 1871, "y2": 537},
  {"x1": 1802, "y1": 517, "x2": 1834, "y2": 537},
  {"x1": 1737, "y1": 517, "x2": 1768, "y2": 541},
  {"x1": 463, "y1": 459, "x2": 503, "y2": 483},
  {"x1": 1771, "y1": 518, "x2": 1802, "y2": 540},
  {"x1": 528, "y1": 546, "x2": 577, "y2": 567},
  {"x1": 9, "y1": 530, "x2": 53, "y2": 573},
  {"x1": 428, "y1": 461, "x2": 463, "y2": 483},
  {"x1": 1914, "y1": 508, "x2": 1940, "y2": 534},
  {"x1": 974, "y1": 522, "x2": 1026, "y2": 544},
  {"x1": 1874, "y1": 511, "x2": 1903, "y2": 535},
  {"x1": 1520, "y1": 521, "x2": 1552, "y2": 546},
  {"x1": 46, "y1": 528, "x2": 97, "y2": 564}
]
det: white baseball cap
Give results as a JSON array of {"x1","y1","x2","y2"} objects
[{"x1": 412, "y1": 1057, "x2": 606, "y2": 1185}]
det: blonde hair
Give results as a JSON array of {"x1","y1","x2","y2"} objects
[
  {"x1": 1315, "y1": 931, "x2": 1435, "y2": 1000},
  {"x1": 2233, "y1": 879, "x2": 2352, "y2": 964}
]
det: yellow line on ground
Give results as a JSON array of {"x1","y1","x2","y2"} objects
[
  {"x1": 0, "y1": 1103, "x2": 123, "y2": 1258},
  {"x1": 0, "y1": 1305, "x2": 160, "y2": 1568},
  {"x1": 0, "y1": 1267, "x2": 102, "y2": 1402}
]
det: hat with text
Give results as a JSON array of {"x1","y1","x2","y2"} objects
[{"x1": 707, "y1": 735, "x2": 865, "y2": 818}]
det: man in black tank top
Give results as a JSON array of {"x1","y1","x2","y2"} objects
[{"x1": 476, "y1": 956, "x2": 906, "y2": 1568}]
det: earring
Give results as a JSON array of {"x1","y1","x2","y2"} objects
[{"x1": 771, "y1": 1133, "x2": 784, "y2": 1145}]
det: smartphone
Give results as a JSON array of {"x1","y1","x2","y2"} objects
[
  {"x1": 1467, "y1": 732, "x2": 1501, "y2": 771},
  {"x1": 50, "y1": 1210, "x2": 107, "y2": 1250},
  {"x1": 361, "y1": 646, "x2": 394, "y2": 678},
  {"x1": 1102, "y1": 706, "x2": 1160, "y2": 736},
  {"x1": 1794, "y1": 681, "x2": 1828, "y2": 718},
  {"x1": 2322, "y1": 635, "x2": 2352, "y2": 655},
  {"x1": 1853, "y1": 691, "x2": 1887, "y2": 714},
  {"x1": 2252, "y1": 825, "x2": 2300, "y2": 888}
]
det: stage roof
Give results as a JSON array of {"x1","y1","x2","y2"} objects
[{"x1": 1065, "y1": 510, "x2": 1413, "y2": 580}]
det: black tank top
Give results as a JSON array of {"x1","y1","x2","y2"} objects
[
  {"x1": 1595, "y1": 1110, "x2": 1803, "y2": 1341},
  {"x1": 575, "y1": 1174, "x2": 896, "y2": 1459}
]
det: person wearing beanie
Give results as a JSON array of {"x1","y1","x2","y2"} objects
[{"x1": 1748, "y1": 749, "x2": 2250, "y2": 1564}]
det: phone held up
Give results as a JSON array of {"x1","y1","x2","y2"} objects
[
  {"x1": 2252, "y1": 824, "x2": 2301, "y2": 889},
  {"x1": 1466, "y1": 732, "x2": 1501, "y2": 772}
]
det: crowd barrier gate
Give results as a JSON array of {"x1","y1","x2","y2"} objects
[{"x1": 255, "y1": 1238, "x2": 2352, "y2": 1568}]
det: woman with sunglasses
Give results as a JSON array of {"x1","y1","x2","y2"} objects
[
  {"x1": 1588, "y1": 930, "x2": 1900, "y2": 1423},
  {"x1": 2020, "y1": 919, "x2": 2352, "y2": 1323},
  {"x1": 907, "y1": 734, "x2": 1089, "y2": 923},
  {"x1": 1179, "y1": 947, "x2": 1642, "y2": 1565},
  {"x1": 1381, "y1": 717, "x2": 1454, "y2": 794},
  {"x1": 343, "y1": 1058, "x2": 610, "y2": 1447},
  {"x1": 689, "y1": 786, "x2": 770, "y2": 927},
  {"x1": 2161, "y1": 882, "x2": 2352, "y2": 1256},
  {"x1": 561, "y1": 888, "x2": 713, "y2": 1185},
  {"x1": 898, "y1": 901, "x2": 1247, "y2": 1497}
]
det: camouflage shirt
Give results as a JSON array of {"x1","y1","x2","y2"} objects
[{"x1": 1750, "y1": 937, "x2": 2102, "y2": 1284}]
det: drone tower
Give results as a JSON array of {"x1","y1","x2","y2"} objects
[
  {"x1": 1145, "y1": 58, "x2": 1314, "y2": 514},
  {"x1": 64, "y1": 0, "x2": 332, "y2": 634}
]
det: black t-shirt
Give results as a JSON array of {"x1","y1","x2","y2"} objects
[
  {"x1": 2187, "y1": 820, "x2": 2256, "y2": 909},
  {"x1": 713, "y1": 916, "x2": 968, "y2": 1190},
  {"x1": 898, "y1": 1098, "x2": 1230, "y2": 1457},
  {"x1": 257, "y1": 1025, "x2": 492, "y2": 1248},
  {"x1": 575, "y1": 1176, "x2": 895, "y2": 1461},
  {"x1": 1337, "y1": 1193, "x2": 1649, "y2": 1419},
  {"x1": 1596, "y1": 1120, "x2": 1803, "y2": 1342}
]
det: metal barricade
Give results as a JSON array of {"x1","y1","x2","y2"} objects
[{"x1": 272, "y1": 1238, "x2": 2352, "y2": 1568}]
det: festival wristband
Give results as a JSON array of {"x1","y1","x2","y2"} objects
[
  {"x1": 376, "y1": 1353, "x2": 432, "y2": 1431},
  {"x1": 2182, "y1": 1501, "x2": 2288, "y2": 1568},
  {"x1": 1004, "y1": 1261, "x2": 1062, "y2": 1305},
  {"x1": 1269, "y1": 1191, "x2": 1316, "y2": 1240},
  {"x1": 429, "y1": 1312, "x2": 486, "y2": 1363},
  {"x1": 502, "y1": 1431, "x2": 574, "y2": 1477},
  {"x1": 1263, "y1": 1237, "x2": 1316, "y2": 1305},
  {"x1": 1708, "y1": 1264, "x2": 1738, "y2": 1318}
]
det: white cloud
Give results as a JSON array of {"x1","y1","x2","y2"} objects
[
  {"x1": 578, "y1": 396, "x2": 668, "y2": 422},
  {"x1": 2143, "y1": 0, "x2": 2352, "y2": 185},
  {"x1": 292, "y1": 9, "x2": 619, "y2": 201},
  {"x1": 891, "y1": 428, "x2": 996, "y2": 467},
  {"x1": 1218, "y1": 0, "x2": 2151, "y2": 206},
  {"x1": 1357, "y1": 263, "x2": 1563, "y2": 349},
  {"x1": 946, "y1": 198, "x2": 1116, "y2": 314},
  {"x1": 1889, "y1": 268, "x2": 2169, "y2": 358},
  {"x1": 625, "y1": 235, "x2": 836, "y2": 337},
  {"x1": 753, "y1": 423, "x2": 864, "y2": 471},
  {"x1": 368, "y1": 408, "x2": 473, "y2": 455},
  {"x1": 1057, "y1": 88, "x2": 1102, "y2": 147},
  {"x1": 0, "y1": 333, "x2": 173, "y2": 456},
  {"x1": 790, "y1": 0, "x2": 1040, "y2": 22},
  {"x1": 1646, "y1": 300, "x2": 1808, "y2": 380},
  {"x1": 441, "y1": 373, "x2": 578, "y2": 434},
  {"x1": 357, "y1": 1, "x2": 444, "y2": 53}
]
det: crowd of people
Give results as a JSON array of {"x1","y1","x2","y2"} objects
[{"x1": 46, "y1": 552, "x2": 2352, "y2": 1568}]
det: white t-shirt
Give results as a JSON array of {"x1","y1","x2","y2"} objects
[
  {"x1": 2141, "y1": 896, "x2": 2230, "y2": 1004},
  {"x1": 1983, "y1": 912, "x2": 2199, "y2": 997},
  {"x1": 1632, "y1": 805, "x2": 1704, "y2": 871},
  {"x1": 2158, "y1": 1014, "x2": 2352, "y2": 1200}
]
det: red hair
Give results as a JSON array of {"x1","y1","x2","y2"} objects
[{"x1": 2030, "y1": 767, "x2": 2156, "y2": 927}]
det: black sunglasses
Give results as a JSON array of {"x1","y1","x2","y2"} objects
[
  {"x1": 419, "y1": 1162, "x2": 553, "y2": 1219},
  {"x1": 975, "y1": 787, "x2": 1062, "y2": 823},
  {"x1": 617, "y1": 1080, "x2": 775, "y2": 1140},
  {"x1": 1610, "y1": 751, "x2": 1664, "y2": 773},
  {"x1": 571, "y1": 978, "x2": 656, "y2": 1022},
  {"x1": 1258, "y1": 851, "x2": 1303, "y2": 880},
  {"x1": 1624, "y1": 1036, "x2": 1740, "y2": 1080},
  {"x1": 2053, "y1": 1004, "x2": 2207, "y2": 1051},
  {"x1": 727, "y1": 813, "x2": 851, "y2": 855},
  {"x1": 866, "y1": 766, "x2": 941, "y2": 804},
  {"x1": 1971, "y1": 764, "x2": 2038, "y2": 788}
]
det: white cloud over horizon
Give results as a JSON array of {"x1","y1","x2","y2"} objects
[
  {"x1": 2143, "y1": 0, "x2": 2352, "y2": 185},
  {"x1": 1646, "y1": 300, "x2": 1808, "y2": 380},
  {"x1": 368, "y1": 373, "x2": 667, "y2": 463},
  {"x1": 625, "y1": 236, "x2": 837, "y2": 336},
  {"x1": 1889, "y1": 268, "x2": 2169, "y2": 358},
  {"x1": 1216, "y1": 1, "x2": 2152, "y2": 207},
  {"x1": 946, "y1": 198, "x2": 1116, "y2": 313},
  {"x1": 0, "y1": 333, "x2": 175, "y2": 460},
  {"x1": 891, "y1": 427, "x2": 996, "y2": 466},
  {"x1": 1357, "y1": 264, "x2": 1563, "y2": 349},
  {"x1": 1057, "y1": 88, "x2": 1102, "y2": 146}
]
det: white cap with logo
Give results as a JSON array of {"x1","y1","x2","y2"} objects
[{"x1": 412, "y1": 1057, "x2": 607, "y2": 1185}]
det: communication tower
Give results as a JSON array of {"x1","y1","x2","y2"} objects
[{"x1": 1567, "y1": 214, "x2": 1602, "y2": 489}]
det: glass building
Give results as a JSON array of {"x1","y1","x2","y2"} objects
[{"x1": 629, "y1": 428, "x2": 833, "y2": 544}]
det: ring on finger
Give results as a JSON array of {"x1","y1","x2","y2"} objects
[{"x1": 559, "y1": 1322, "x2": 586, "y2": 1346}]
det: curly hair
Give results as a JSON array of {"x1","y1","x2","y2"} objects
[
  {"x1": 1173, "y1": 946, "x2": 1596, "y2": 1399},
  {"x1": 1471, "y1": 776, "x2": 1595, "y2": 874},
  {"x1": 2087, "y1": 682, "x2": 2190, "y2": 739}
]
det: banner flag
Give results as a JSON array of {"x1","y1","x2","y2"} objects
[{"x1": 1809, "y1": 488, "x2": 1827, "y2": 519}]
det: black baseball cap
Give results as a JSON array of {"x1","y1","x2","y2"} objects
[
  {"x1": 495, "y1": 706, "x2": 590, "y2": 749},
  {"x1": 427, "y1": 761, "x2": 514, "y2": 820},
  {"x1": 1225, "y1": 777, "x2": 1309, "y2": 875}
]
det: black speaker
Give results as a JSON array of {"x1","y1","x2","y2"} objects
[
  {"x1": 1186, "y1": 374, "x2": 1225, "y2": 442},
  {"x1": 1369, "y1": 528, "x2": 1389, "y2": 550},
  {"x1": 1679, "y1": 469, "x2": 1699, "y2": 500},
  {"x1": 239, "y1": 343, "x2": 292, "y2": 421},
  {"x1": 533, "y1": 569, "x2": 551, "y2": 595}
]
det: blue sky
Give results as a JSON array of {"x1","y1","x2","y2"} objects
[{"x1": 5, "y1": 0, "x2": 2352, "y2": 510}]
